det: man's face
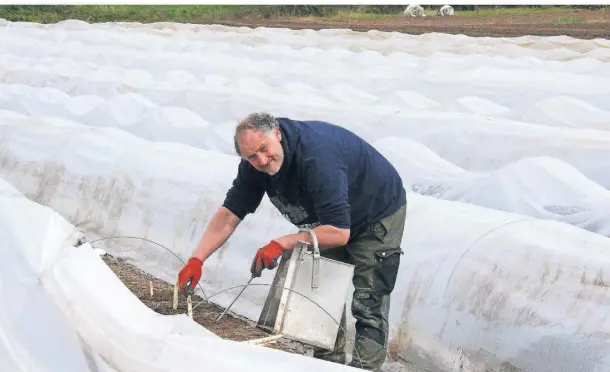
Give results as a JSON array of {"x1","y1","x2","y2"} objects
[{"x1": 237, "y1": 128, "x2": 284, "y2": 176}]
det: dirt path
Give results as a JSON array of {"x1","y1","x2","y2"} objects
[{"x1": 211, "y1": 10, "x2": 610, "y2": 39}]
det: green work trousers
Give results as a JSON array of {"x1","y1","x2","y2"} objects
[{"x1": 313, "y1": 202, "x2": 407, "y2": 371}]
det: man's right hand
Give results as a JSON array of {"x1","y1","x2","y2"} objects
[{"x1": 178, "y1": 257, "x2": 203, "y2": 293}]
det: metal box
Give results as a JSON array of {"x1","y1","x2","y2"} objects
[{"x1": 256, "y1": 229, "x2": 355, "y2": 350}]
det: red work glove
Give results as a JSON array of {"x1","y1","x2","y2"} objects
[
  {"x1": 178, "y1": 257, "x2": 203, "y2": 293},
  {"x1": 250, "y1": 240, "x2": 285, "y2": 278}
]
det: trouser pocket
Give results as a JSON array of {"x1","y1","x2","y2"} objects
[{"x1": 374, "y1": 247, "x2": 403, "y2": 295}]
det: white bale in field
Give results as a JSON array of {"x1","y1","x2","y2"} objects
[
  {"x1": 437, "y1": 5, "x2": 455, "y2": 16},
  {"x1": 404, "y1": 4, "x2": 426, "y2": 17}
]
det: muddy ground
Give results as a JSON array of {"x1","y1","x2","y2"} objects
[
  {"x1": 209, "y1": 9, "x2": 610, "y2": 39},
  {"x1": 101, "y1": 254, "x2": 312, "y2": 356}
]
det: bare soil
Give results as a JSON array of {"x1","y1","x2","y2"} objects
[
  {"x1": 210, "y1": 9, "x2": 610, "y2": 39},
  {"x1": 101, "y1": 254, "x2": 311, "y2": 356}
]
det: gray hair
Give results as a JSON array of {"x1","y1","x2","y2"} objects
[{"x1": 233, "y1": 112, "x2": 279, "y2": 156}]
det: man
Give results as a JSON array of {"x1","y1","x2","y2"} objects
[{"x1": 177, "y1": 112, "x2": 407, "y2": 371}]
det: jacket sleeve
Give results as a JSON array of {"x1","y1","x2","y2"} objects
[
  {"x1": 222, "y1": 160, "x2": 266, "y2": 220},
  {"x1": 301, "y1": 149, "x2": 351, "y2": 229}
]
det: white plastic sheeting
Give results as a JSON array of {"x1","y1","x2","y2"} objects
[
  {"x1": 3, "y1": 17, "x2": 610, "y2": 60},
  {"x1": 6, "y1": 101, "x2": 609, "y2": 236},
  {"x1": 0, "y1": 174, "x2": 360, "y2": 372},
  {"x1": 2, "y1": 116, "x2": 610, "y2": 371},
  {"x1": 2, "y1": 18, "x2": 610, "y2": 133},
  {"x1": 3, "y1": 18, "x2": 610, "y2": 187},
  {"x1": 0, "y1": 114, "x2": 294, "y2": 323},
  {"x1": 3, "y1": 50, "x2": 610, "y2": 133},
  {"x1": 392, "y1": 194, "x2": 610, "y2": 372},
  {"x1": 3, "y1": 18, "x2": 610, "y2": 372},
  {"x1": 0, "y1": 178, "x2": 115, "y2": 372},
  {"x1": 374, "y1": 137, "x2": 610, "y2": 236},
  {"x1": 2, "y1": 84, "x2": 610, "y2": 189}
]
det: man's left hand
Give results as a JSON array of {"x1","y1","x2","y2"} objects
[{"x1": 250, "y1": 240, "x2": 285, "y2": 277}]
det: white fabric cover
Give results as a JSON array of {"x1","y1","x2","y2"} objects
[
  {"x1": 393, "y1": 194, "x2": 610, "y2": 372},
  {"x1": 0, "y1": 176, "x2": 359, "y2": 372},
  {"x1": 2, "y1": 82, "x2": 610, "y2": 189},
  {"x1": 374, "y1": 137, "x2": 610, "y2": 236},
  {"x1": 2, "y1": 116, "x2": 610, "y2": 371},
  {"x1": 3, "y1": 18, "x2": 610, "y2": 372},
  {"x1": 0, "y1": 115, "x2": 293, "y2": 323},
  {"x1": 0, "y1": 179, "x2": 114, "y2": 372},
  {"x1": 2, "y1": 18, "x2": 610, "y2": 190}
]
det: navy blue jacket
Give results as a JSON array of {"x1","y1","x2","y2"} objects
[{"x1": 222, "y1": 118, "x2": 406, "y2": 240}]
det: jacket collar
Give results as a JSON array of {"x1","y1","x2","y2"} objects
[{"x1": 272, "y1": 117, "x2": 299, "y2": 181}]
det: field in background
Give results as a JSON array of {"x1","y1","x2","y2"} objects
[{"x1": 1, "y1": 5, "x2": 610, "y2": 38}]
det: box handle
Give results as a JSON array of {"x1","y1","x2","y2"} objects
[{"x1": 299, "y1": 228, "x2": 320, "y2": 290}]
